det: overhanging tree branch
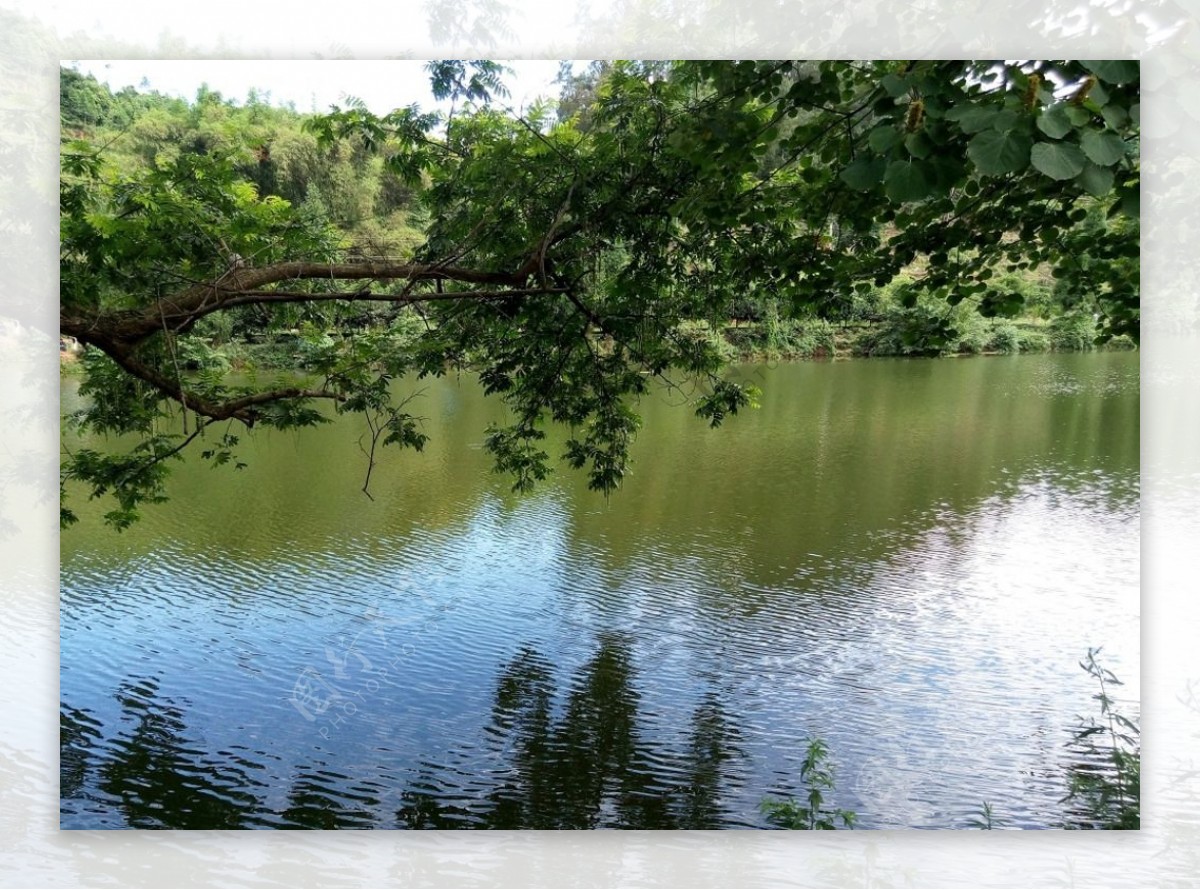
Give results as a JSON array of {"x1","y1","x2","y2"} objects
[
  {"x1": 60, "y1": 261, "x2": 566, "y2": 348},
  {"x1": 205, "y1": 285, "x2": 568, "y2": 310},
  {"x1": 104, "y1": 346, "x2": 345, "y2": 425}
]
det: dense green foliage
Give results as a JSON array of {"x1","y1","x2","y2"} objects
[{"x1": 60, "y1": 61, "x2": 1139, "y2": 527}]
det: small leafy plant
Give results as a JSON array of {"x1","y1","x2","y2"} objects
[
  {"x1": 761, "y1": 736, "x2": 857, "y2": 829},
  {"x1": 967, "y1": 800, "x2": 1002, "y2": 829},
  {"x1": 1062, "y1": 647, "x2": 1140, "y2": 829}
]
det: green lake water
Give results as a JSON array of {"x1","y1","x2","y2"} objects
[{"x1": 60, "y1": 352, "x2": 1139, "y2": 829}]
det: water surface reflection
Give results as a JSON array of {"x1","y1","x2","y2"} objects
[{"x1": 61, "y1": 353, "x2": 1139, "y2": 829}]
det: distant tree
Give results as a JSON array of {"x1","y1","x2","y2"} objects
[
  {"x1": 554, "y1": 60, "x2": 613, "y2": 127},
  {"x1": 60, "y1": 66, "x2": 114, "y2": 130}
]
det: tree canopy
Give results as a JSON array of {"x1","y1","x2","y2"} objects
[{"x1": 60, "y1": 60, "x2": 1140, "y2": 528}]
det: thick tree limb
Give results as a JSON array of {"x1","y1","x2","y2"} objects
[
  {"x1": 200, "y1": 285, "x2": 568, "y2": 311},
  {"x1": 58, "y1": 251, "x2": 586, "y2": 430},
  {"x1": 106, "y1": 346, "x2": 345, "y2": 426},
  {"x1": 60, "y1": 260, "x2": 538, "y2": 349}
]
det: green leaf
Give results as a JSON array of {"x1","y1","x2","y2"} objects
[
  {"x1": 980, "y1": 290, "x2": 1025, "y2": 318},
  {"x1": 1119, "y1": 184, "x2": 1140, "y2": 218},
  {"x1": 884, "y1": 159, "x2": 931, "y2": 203},
  {"x1": 839, "y1": 157, "x2": 885, "y2": 191},
  {"x1": 868, "y1": 125, "x2": 902, "y2": 153},
  {"x1": 1081, "y1": 60, "x2": 1140, "y2": 85},
  {"x1": 927, "y1": 153, "x2": 966, "y2": 194},
  {"x1": 881, "y1": 73, "x2": 909, "y2": 97},
  {"x1": 1101, "y1": 104, "x2": 1129, "y2": 129},
  {"x1": 1036, "y1": 104, "x2": 1073, "y2": 139},
  {"x1": 1066, "y1": 105, "x2": 1093, "y2": 127},
  {"x1": 904, "y1": 131, "x2": 933, "y2": 159},
  {"x1": 1075, "y1": 161, "x2": 1115, "y2": 197},
  {"x1": 990, "y1": 108, "x2": 1020, "y2": 133},
  {"x1": 966, "y1": 129, "x2": 1032, "y2": 175},
  {"x1": 1030, "y1": 141, "x2": 1086, "y2": 180},
  {"x1": 1080, "y1": 129, "x2": 1127, "y2": 166},
  {"x1": 946, "y1": 105, "x2": 1001, "y2": 134}
]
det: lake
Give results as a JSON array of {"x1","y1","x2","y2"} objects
[{"x1": 60, "y1": 352, "x2": 1140, "y2": 829}]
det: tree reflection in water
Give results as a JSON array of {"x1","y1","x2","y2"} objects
[
  {"x1": 62, "y1": 679, "x2": 271, "y2": 829},
  {"x1": 61, "y1": 636, "x2": 743, "y2": 829},
  {"x1": 97, "y1": 679, "x2": 267, "y2": 828},
  {"x1": 398, "y1": 634, "x2": 744, "y2": 829},
  {"x1": 280, "y1": 770, "x2": 384, "y2": 829},
  {"x1": 59, "y1": 705, "x2": 103, "y2": 805}
]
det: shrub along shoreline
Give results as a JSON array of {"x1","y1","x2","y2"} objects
[
  {"x1": 60, "y1": 311, "x2": 1136, "y2": 376},
  {"x1": 678, "y1": 309, "x2": 1134, "y2": 364}
]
